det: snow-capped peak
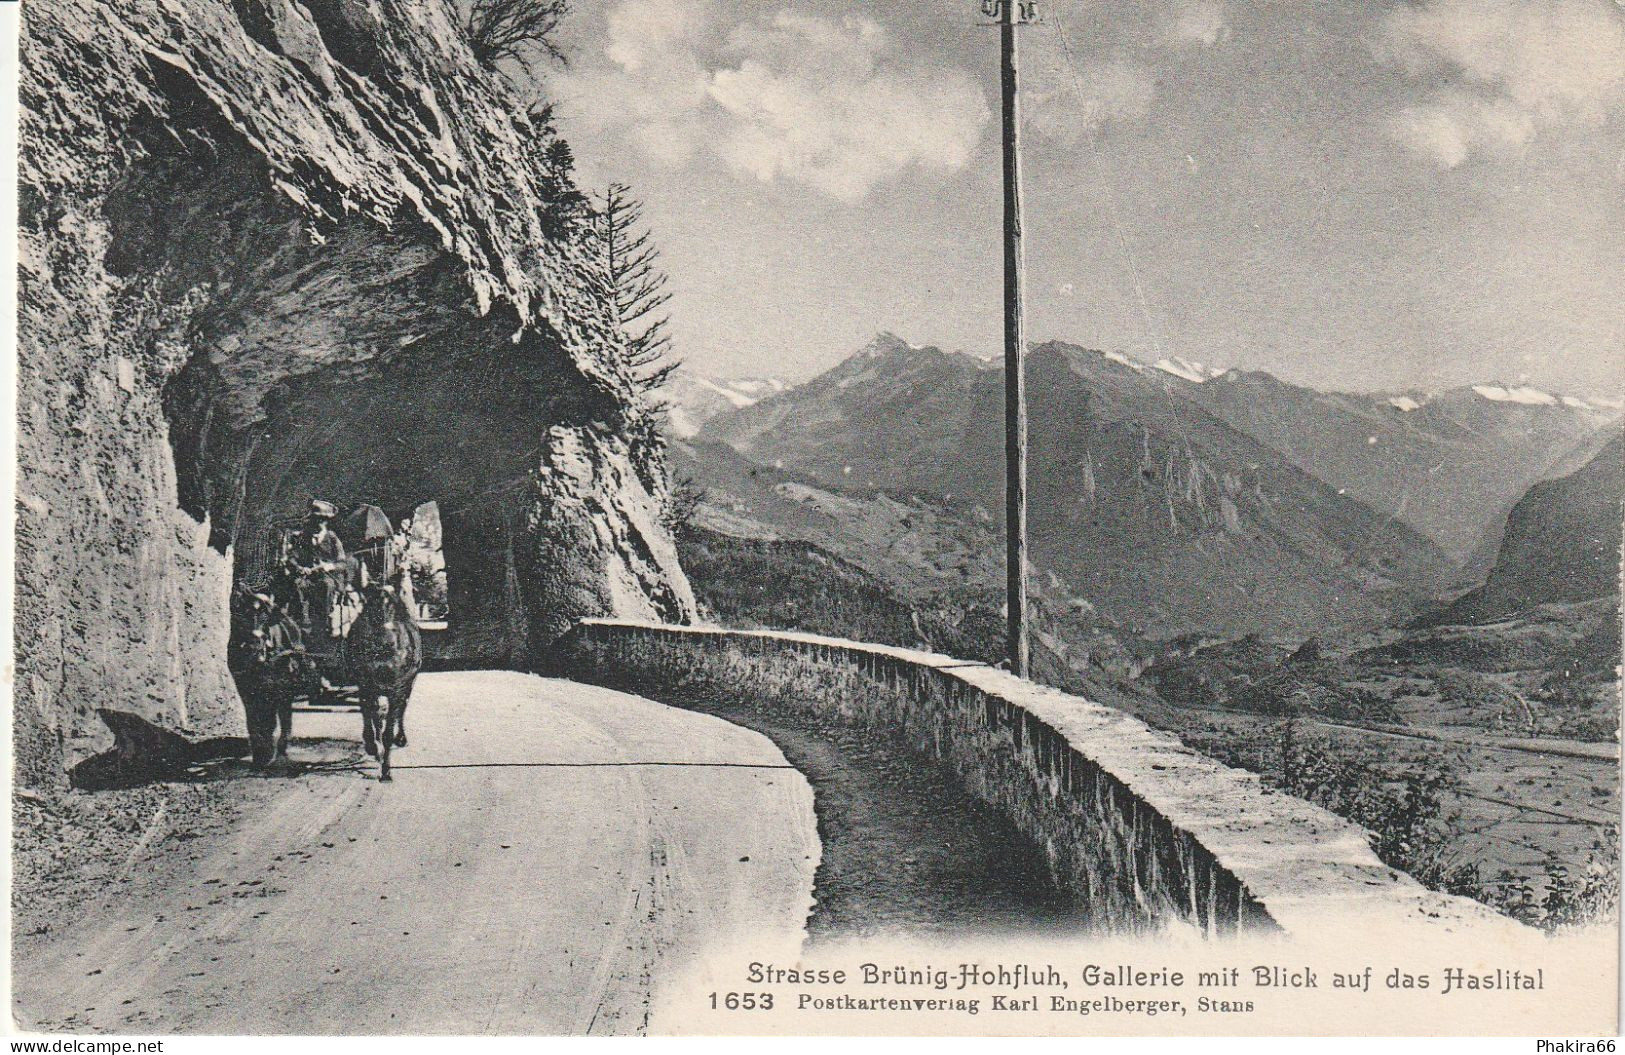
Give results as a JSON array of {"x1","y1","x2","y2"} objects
[
  {"x1": 665, "y1": 370, "x2": 790, "y2": 437},
  {"x1": 691, "y1": 374, "x2": 762, "y2": 408},
  {"x1": 1472, "y1": 384, "x2": 1557, "y2": 406},
  {"x1": 730, "y1": 377, "x2": 788, "y2": 399},
  {"x1": 1379, "y1": 383, "x2": 1617, "y2": 416},
  {"x1": 860, "y1": 331, "x2": 922, "y2": 357},
  {"x1": 1102, "y1": 349, "x2": 1146, "y2": 372},
  {"x1": 1152, "y1": 356, "x2": 1225, "y2": 383},
  {"x1": 1069, "y1": 347, "x2": 1148, "y2": 373},
  {"x1": 1070, "y1": 346, "x2": 1228, "y2": 382}
]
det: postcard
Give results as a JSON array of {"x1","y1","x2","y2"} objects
[{"x1": 9, "y1": 0, "x2": 1621, "y2": 1041}]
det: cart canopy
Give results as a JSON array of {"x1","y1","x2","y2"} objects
[{"x1": 338, "y1": 504, "x2": 393, "y2": 548}]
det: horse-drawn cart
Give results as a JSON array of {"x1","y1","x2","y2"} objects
[
  {"x1": 237, "y1": 503, "x2": 402, "y2": 706},
  {"x1": 231, "y1": 502, "x2": 425, "y2": 777}
]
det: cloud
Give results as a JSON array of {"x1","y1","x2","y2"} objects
[
  {"x1": 1018, "y1": 0, "x2": 1231, "y2": 145},
  {"x1": 1167, "y1": 0, "x2": 1231, "y2": 48},
  {"x1": 1376, "y1": 0, "x2": 1625, "y2": 167},
  {"x1": 1026, "y1": 55, "x2": 1158, "y2": 144},
  {"x1": 560, "y1": 1, "x2": 989, "y2": 201},
  {"x1": 1386, "y1": 90, "x2": 1538, "y2": 169}
]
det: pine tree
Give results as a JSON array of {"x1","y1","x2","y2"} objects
[
  {"x1": 525, "y1": 102, "x2": 591, "y2": 239},
  {"x1": 596, "y1": 182, "x2": 677, "y2": 393}
]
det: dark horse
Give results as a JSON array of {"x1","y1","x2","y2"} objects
[
  {"x1": 227, "y1": 588, "x2": 313, "y2": 768},
  {"x1": 341, "y1": 580, "x2": 422, "y2": 782}
]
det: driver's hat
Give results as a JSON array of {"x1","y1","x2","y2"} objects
[{"x1": 307, "y1": 499, "x2": 339, "y2": 520}]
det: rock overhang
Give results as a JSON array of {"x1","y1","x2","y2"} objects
[{"x1": 30, "y1": 0, "x2": 652, "y2": 537}]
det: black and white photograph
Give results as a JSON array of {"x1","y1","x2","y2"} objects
[{"x1": 7, "y1": 0, "x2": 1623, "y2": 1040}]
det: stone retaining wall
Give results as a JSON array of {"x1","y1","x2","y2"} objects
[{"x1": 552, "y1": 620, "x2": 1518, "y2": 938}]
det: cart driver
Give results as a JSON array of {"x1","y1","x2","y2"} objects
[{"x1": 287, "y1": 499, "x2": 348, "y2": 637}]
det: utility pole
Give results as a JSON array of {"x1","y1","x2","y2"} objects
[{"x1": 985, "y1": 0, "x2": 1035, "y2": 677}]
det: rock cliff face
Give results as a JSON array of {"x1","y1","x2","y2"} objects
[
  {"x1": 1431, "y1": 433, "x2": 1623, "y2": 625},
  {"x1": 17, "y1": 0, "x2": 695, "y2": 783}
]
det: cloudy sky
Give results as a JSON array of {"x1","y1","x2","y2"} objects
[{"x1": 545, "y1": 0, "x2": 1625, "y2": 395}]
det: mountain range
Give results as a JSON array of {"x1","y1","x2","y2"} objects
[
  {"x1": 674, "y1": 333, "x2": 1619, "y2": 644},
  {"x1": 693, "y1": 336, "x2": 1396, "y2": 638},
  {"x1": 1176, "y1": 368, "x2": 1617, "y2": 564}
]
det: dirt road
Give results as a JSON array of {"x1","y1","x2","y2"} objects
[{"x1": 13, "y1": 672, "x2": 819, "y2": 1035}]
